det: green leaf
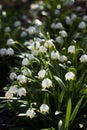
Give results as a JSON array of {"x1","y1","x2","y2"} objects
[
  {"x1": 53, "y1": 75, "x2": 66, "y2": 90},
  {"x1": 70, "y1": 96, "x2": 84, "y2": 124},
  {"x1": 64, "y1": 98, "x2": 72, "y2": 130},
  {"x1": 58, "y1": 91, "x2": 64, "y2": 110},
  {"x1": 80, "y1": 88, "x2": 87, "y2": 95}
]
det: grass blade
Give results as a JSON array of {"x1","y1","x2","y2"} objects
[{"x1": 64, "y1": 98, "x2": 72, "y2": 130}]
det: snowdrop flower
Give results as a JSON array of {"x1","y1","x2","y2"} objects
[
  {"x1": 7, "y1": 38, "x2": 14, "y2": 45},
  {"x1": 75, "y1": 6, "x2": 82, "y2": 12},
  {"x1": 42, "y1": 78, "x2": 52, "y2": 89},
  {"x1": 59, "y1": 55, "x2": 67, "y2": 62},
  {"x1": 40, "y1": 104, "x2": 49, "y2": 113},
  {"x1": 51, "y1": 23, "x2": 56, "y2": 29},
  {"x1": 22, "y1": 58, "x2": 29, "y2": 66},
  {"x1": 27, "y1": 42, "x2": 34, "y2": 50},
  {"x1": 5, "y1": 26, "x2": 11, "y2": 32},
  {"x1": 2, "y1": 11, "x2": 7, "y2": 17},
  {"x1": 68, "y1": 45, "x2": 75, "y2": 54},
  {"x1": 26, "y1": 26, "x2": 36, "y2": 34},
  {"x1": 34, "y1": 19, "x2": 42, "y2": 26},
  {"x1": 5, "y1": 90, "x2": 13, "y2": 99},
  {"x1": 22, "y1": 15, "x2": 28, "y2": 20},
  {"x1": 30, "y1": 3, "x2": 39, "y2": 10},
  {"x1": 65, "y1": 16, "x2": 72, "y2": 25},
  {"x1": 54, "y1": 9, "x2": 60, "y2": 15},
  {"x1": 39, "y1": 46, "x2": 47, "y2": 53},
  {"x1": 26, "y1": 109, "x2": 36, "y2": 119},
  {"x1": 9, "y1": 85, "x2": 18, "y2": 94},
  {"x1": 82, "y1": 15, "x2": 87, "y2": 22},
  {"x1": 59, "y1": 30, "x2": 68, "y2": 37},
  {"x1": 71, "y1": 13, "x2": 77, "y2": 21},
  {"x1": 35, "y1": 41, "x2": 40, "y2": 49},
  {"x1": 78, "y1": 21, "x2": 86, "y2": 29},
  {"x1": 38, "y1": 69, "x2": 46, "y2": 78},
  {"x1": 9, "y1": 72, "x2": 17, "y2": 80},
  {"x1": 0, "y1": 48, "x2": 7, "y2": 56},
  {"x1": 44, "y1": 39, "x2": 54, "y2": 48},
  {"x1": 6, "y1": 48, "x2": 14, "y2": 55},
  {"x1": 41, "y1": 11, "x2": 48, "y2": 16},
  {"x1": 22, "y1": 69, "x2": 32, "y2": 76},
  {"x1": 20, "y1": 31, "x2": 27, "y2": 38},
  {"x1": 17, "y1": 75, "x2": 27, "y2": 83},
  {"x1": 65, "y1": 71, "x2": 75, "y2": 81},
  {"x1": 55, "y1": 22, "x2": 63, "y2": 29},
  {"x1": 51, "y1": 51, "x2": 60, "y2": 60},
  {"x1": 14, "y1": 20, "x2": 21, "y2": 27},
  {"x1": 17, "y1": 87, "x2": 26, "y2": 97},
  {"x1": 80, "y1": 54, "x2": 87, "y2": 63},
  {"x1": 56, "y1": 36, "x2": 64, "y2": 44},
  {"x1": 68, "y1": 0, "x2": 75, "y2": 5}
]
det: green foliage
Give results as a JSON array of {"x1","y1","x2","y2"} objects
[{"x1": 0, "y1": 0, "x2": 87, "y2": 130}]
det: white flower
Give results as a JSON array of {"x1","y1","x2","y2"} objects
[
  {"x1": 17, "y1": 87, "x2": 26, "y2": 97},
  {"x1": 22, "y1": 69, "x2": 32, "y2": 76},
  {"x1": 7, "y1": 38, "x2": 14, "y2": 45},
  {"x1": 40, "y1": 104, "x2": 49, "y2": 113},
  {"x1": 26, "y1": 109, "x2": 36, "y2": 119},
  {"x1": 51, "y1": 23, "x2": 56, "y2": 29},
  {"x1": 71, "y1": 13, "x2": 77, "y2": 21},
  {"x1": 14, "y1": 21, "x2": 21, "y2": 27},
  {"x1": 59, "y1": 55, "x2": 67, "y2": 62},
  {"x1": 20, "y1": 31, "x2": 27, "y2": 37},
  {"x1": 9, "y1": 85, "x2": 18, "y2": 94},
  {"x1": 5, "y1": 90, "x2": 13, "y2": 99},
  {"x1": 39, "y1": 46, "x2": 47, "y2": 53},
  {"x1": 44, "y1": 39, "x2": 54, "y2": 48},
  {"x1": 68, "y1": 45, "x2": 75, "y2": 54},
  {"x1": 51, "y1": 51, "x2": 60, "y2": 60},
  {"x1": 34, "y1": 19, "x2": 42, "y2": 26},
  {"x1": 78, "y1": 21, "x2": 86, "y2": 29},
  {"x1": 83, "y1": 15, "x2": 87, "y2": 22},
  {"x1": 42, "y1": 78, "x2": 52, "y2": 89},
  {"x1": 38, "y1": 69, "x2": 46, "y2": 78},
  {"x1": 6, "y1": 48, "x2": 14, "y2": 55},
  {"x1": 65, "y1": 16, "x2": 72, "y2": 25},
  {"x1": 80, "y1": 54, "x2": 87, "y2": 63},
  {"x1": 59, "y1": 30, "x2": 68, "y2": 37},
  {"x1": 9, "y1": 72, "x2": 17, "y2": 80},
  {"x1": 5, "y1": 26, "x2": 11, "y2": 32},
  {"x1": 27, "y1": 42, "x2": 34, "y2": 50},
  {"x1": 17, "y1": 75, "x2": 27, "y2": 83},
  {"x1": 55, "y1": 22, "x2": 63, "y2": 29},
  {"x1": 22, "y1": 15, "x2": 28, "y2": 20},
  {"x1": 26, "y1": 26, "x2": 36, "y2": 34},
  {"x1": 30, "y1": 3, "x2": 39, "y2": 10},
  {"x1": 75, "y1": 6, "x2": 82, "y2": 12},
  {"x1": 0, "y1": 48, "x2": 7, "y2": 56},
  {"x1": 54, "y1": 9, "x2": 60, "y2": 15},
  {"x1": 65, "y1": 71, "x2": 75, "y2": 81},
  {"x1": 56, "y1": 36, "x2": 64, "y2": 44},
  {"x1": 35, "y1": 41, "x2": 40, "y2": 49},
  {"x1": 68, "y1": 0, "x2": 75, "y2": 5},
  {"x1": 22, "y1": 58, "x2": 29, "y2": 66}
]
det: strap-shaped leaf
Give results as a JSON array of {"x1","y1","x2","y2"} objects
[
  {"x1": 53, "y1": 75, "x2": 66, "y2": 90},
  {"x1": 70, "y1": 96, "x2": 84, "y2": 124},
  {"x1": 64, "y1": 98, "x2": 72, "y2": 130}
]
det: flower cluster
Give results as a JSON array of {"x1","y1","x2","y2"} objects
[{"x1": 0, "y1": 0, "x2": 87, "y2": 130}]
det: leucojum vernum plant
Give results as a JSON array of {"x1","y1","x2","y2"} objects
[{"x1": 0, "y1": 0, "x2": 87, "y2": 130}]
